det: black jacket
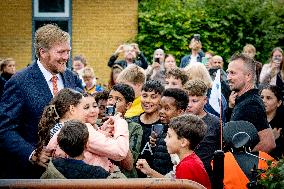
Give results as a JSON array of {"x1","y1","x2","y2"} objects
[
  {"x1": 108, "y1": 53, "x2": 148, "y2": 69},
  {"x1": 152, "y1": 126, "x2": 173, "y2": 175},
  {"x1": 225, "y1": 89, "x2": 269, "y2": 132},
  {"x1": 42, "y1": 158, "x2": 109, "y2": 179}
]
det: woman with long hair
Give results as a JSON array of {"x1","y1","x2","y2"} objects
[
  {"x1": 164, "y1": 54, "x2": 177, "y2": 71},
  {"x1": 260, "y1": 47, "x2": 284, "y2": 91},
  {"x1": 260, "y1": 85, "x2": 284, "y2": 159},
  {"x1": 146, "y1": 49, "x2": 165, "y2": 82},
  {"x1": 0, "y1": 58, "x2": 16, "y2": 81}
]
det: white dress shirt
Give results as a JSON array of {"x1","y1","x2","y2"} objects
[{"x1": 37, "y1": 59, "x2": 64, "y2": 96}]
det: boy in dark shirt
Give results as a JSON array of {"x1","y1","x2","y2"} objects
[
  {"x1": 137, "y1": 88, "x2": 189, "y2": 175},
  {"x1": 152, "y1": 88, "x2": 189, "y2": 174},
  {"x1": 41, "y1": 120, "x2": 109, "y2": 179},
  {"x1": 134, "y1": 80, "x2": 165, "y2": 178},
  {"x1": 184, "y1": 79, "x2": 221, "y2": 183}
]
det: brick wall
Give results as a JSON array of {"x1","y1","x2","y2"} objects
[
  {"x1": 0, "y1": 0, "x2": 32, "y2": 69},
  {"x1": 0, "y1": 0, "x2": 138, "y2": 85},
  {"x1": 73, "y1": 0, "x2": 138, "y2": 85}
]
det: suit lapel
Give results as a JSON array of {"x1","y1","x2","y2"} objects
[
  {"x1": 30, "y1": 62, "x2": 53, "y2": 102},
  {"x1": 61, "y1": 69, "x2": 73, "y2": 88}
]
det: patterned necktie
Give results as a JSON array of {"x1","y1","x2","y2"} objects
[{"x1": 51, "y1": 75, "x2": 58, "y2": 96}]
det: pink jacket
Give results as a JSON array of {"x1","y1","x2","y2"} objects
[{"x1": 46, "y1": 117, "x2": 129, "y2": 172}]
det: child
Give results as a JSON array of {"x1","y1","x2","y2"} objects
[
  {"x1": 164, "y1": 68, "x2": 188, "y2": 89},
  {"x1": 107, "y1": 83, "x2": 143, "y2": 178},
  {"x1": 137, "y1": 114, "x2": 211, "y2": 189},
  {"x1": 183, "y1": 63, "x2": 227, "y2": 121},
  {"x1": 41, "y1": 120, "x2": 109, "y2": 179},
  {"x1": 143, "y1": 88, "x2": 189, "y2": 175},
  {"x1": 116, "y1": 64, "x2": 146, "y2": 118},
  {"x1": 82, "y1": 67, "x2": 103, "y2": 95},
  {"x1": 36, "y1": 88, "x2": 129, "y2": 174},
  {"x1": 72, "y1": 55, "x2": 87, "y2": 77},
  {"x1": 132, "y1": 80, "x2": 165, "y2": 177},
  {"x1": 168, "y1": 115, "x2": 210, "y2": 188},
  {"x1": 184, "y1": 79, "x2": 221, "y2": 182},
  {"x1": 95, "y1": 90, "x2": 110, "y2": 125}
]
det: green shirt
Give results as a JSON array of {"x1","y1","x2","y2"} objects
[{"x1": 120, "y1": 119, "x2": 143, "y2": 178}]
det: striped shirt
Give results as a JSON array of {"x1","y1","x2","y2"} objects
[{"x1": 50, "y1": 123, "x2": 63, "y2": 138}]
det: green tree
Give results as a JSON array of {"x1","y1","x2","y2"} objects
[{"x1": 136, "y1": 0, "x2": 284, "y2": 68}]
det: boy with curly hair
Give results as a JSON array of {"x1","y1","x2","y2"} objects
[{"x1": 165, "y1": 68, "x2": 188, "y2": 89}]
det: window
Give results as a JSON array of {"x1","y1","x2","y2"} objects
[
  {"x1": 32, "y1": 0, "x2": 72, "y2": 67},
  {"x1": 34, "y1": 0, "x2": 69, "y2": 17}
]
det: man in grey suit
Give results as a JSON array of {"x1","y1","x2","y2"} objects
[{"x1": 0, "y1": 24, "x2": 83, "y2": 178}]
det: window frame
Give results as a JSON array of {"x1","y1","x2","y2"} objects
[
  {"x1": 32, "y1": 0, "x2": 72, "y2": 68},
  {"x1": 34, "y1": 0, "x2": 70, "y2": 18}
]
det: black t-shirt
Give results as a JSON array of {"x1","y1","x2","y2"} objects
[
  {"x1": 151, "y1": 125, "x2": 173, "y2": 175},
  {"x1": 228, "y1": 89, "x2": 269, "y2": 132},
  {"x1": 195, "y1": 112, "x2": 221, "y2": 182},
  {"x1": 134, "y1": 113, "x2": 160, "y2": 177}
]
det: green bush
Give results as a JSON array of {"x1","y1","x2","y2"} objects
[
  {"x1": 136, "y1": 0, "x2": 284, "y2": 68},
  {"x1": 256, "y1": 158, "x2": 284, "y2": 189}
]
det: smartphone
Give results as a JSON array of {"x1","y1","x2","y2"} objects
[
  {"x1": 193, "y1": 34, "x2": 200, "y2": 41},
  {"x1": 273, "y1": 57, "x2": 281, "y2": 67},
  {"x1": 151, "y1": 124, "x2": 164, "y2": 138},
  {"x1": 154, "y1": 57, "x2": 160, "y2": 64},
  {"x1": 105, "y1": 105, "x2": 116, "y2": 116}
]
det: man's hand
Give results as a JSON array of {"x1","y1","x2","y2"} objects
[
  {"x1": 229, "y1": 91, "x2": 238, "y2": 108},
  {"x1": 32, "y1": 147, "x2": 54, "y2": 168}
]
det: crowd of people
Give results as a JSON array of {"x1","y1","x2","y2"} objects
[{"x1": 0, "y1": 23, "x2": 283, "y2": 189}]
